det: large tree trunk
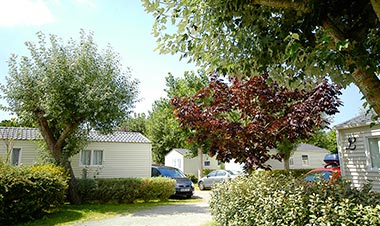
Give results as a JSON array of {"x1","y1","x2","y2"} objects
[
  {"x1": 64, "y1": 160, "x2": 82, "y2": 204},
  {"x1": 351, "y1": 68, "x2": 380, "y2": 116}
]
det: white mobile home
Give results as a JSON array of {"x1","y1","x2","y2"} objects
[
  {"x1": 335, "y1": 112, "x2": 380, "y2": 192},
  {"x1": 0, "y1": 127, "x2": 152, "y2": 179},
  {"x1": 267, "y1": 143, "x2": 330, "y2": 170},
  {"x1": 165, "y1": 148, "x2": 220, "y2": 175}
]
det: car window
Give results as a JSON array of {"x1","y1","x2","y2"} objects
[
  {"x1": 151, "y1": 168, "x2": 161, "y2": 177},
  {"x1": 217, "y1": 171, "x2": 226, "y2": 176},
  {"x1": 208, "y1": 171, "x2": 217, "y2": 177},
  {"x1": 158, "y1": 167, "x2": 186, "y2": 178}
]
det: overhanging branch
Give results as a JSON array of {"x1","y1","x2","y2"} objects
[{"x1": 252, "y1": 0, "x2": 312, "y2": 13}]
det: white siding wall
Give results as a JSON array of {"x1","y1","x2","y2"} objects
[
  {"x1": 0, "y1": 140, "x2": 40, "y2": 165},
  {"x1": 337, "y1": 124, "x2": 380, "y2": 192},
  {"x1": 165, "y1": 151, "x2": 220, "y2": 176},
  {"x1": 71, "y1": 142, "x2": 152, "y2": 179},
  {"x1": 165, "y1": 150, "x2": 185, "y2": 172},
  {"x1": 267, "y1": 149, "x2": 328, "y2": 170}
]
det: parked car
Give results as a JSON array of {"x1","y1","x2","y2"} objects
[
  {"x1": 151, "y1": 165, "x2": 194, "y2": 198},
  {"x1": 198, "y1": 170, "x2": 240, "y2": 190},
  {"x1": 303, "y1": 154, "x2": 341, "y2": 183}
]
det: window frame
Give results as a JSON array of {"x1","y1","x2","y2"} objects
[
  {"x1": 365, "y1": 136, "x2": 380, "y2": 171},
  {"x1": 80, "y1": 149, "x2": 104, "y2": 166},
  {"x1": 11, "y1": 148, "x2": 21, "y2": 166},
  {"x1": 301, "y1": 154, "x2": 309, "y2": 166}
]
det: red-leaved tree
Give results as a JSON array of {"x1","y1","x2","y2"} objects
[{"x1": 171, "y1": 74, "x2": 342, "y2": 170}]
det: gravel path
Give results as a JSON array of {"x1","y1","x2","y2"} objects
[{"x1": 76, "y1": 190, "x2": 213, "y2": 226}]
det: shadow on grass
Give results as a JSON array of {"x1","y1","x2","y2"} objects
[{"x1": 19, "y1": 198, "x2": 200, "y2": 226}]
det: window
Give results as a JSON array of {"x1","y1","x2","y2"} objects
[
  {"x1": 289, "y1": 158, "x2": 294, "y2": 166},
  {"x1": 11, "y1": 148, "x2": 21, "y2": 166},
  {"x1": 80, "y1": 150, "x2": 103, "y2": 166},
  {"x1": 302, "y1": 155, "x2": 309, "y2": 166},
  {"x1": 204, "y1": 160, "x2": 210, "y2": 167},
  {"x1": 368, "y1": 137, "x2": 380, "y2": 169}
]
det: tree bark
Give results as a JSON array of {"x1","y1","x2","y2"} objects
[
  {"x1": 351, "y1": 68, "x2": 380, "y2": 116},
  {"x1": 252, "y1": 0, "x2": 311, "y2": 13},
  {"x1": 198, "y1": 147, "x2": 204, "y2": 180},
  {"x1": 283, "y1": 157, "x2": 290, "y2": 171},
  {"x1": 371, "y1": 0, "x2": 380, "y2": 21},
  {"x1": 65, "y1": 160, "x2": 82, "y2": 204}
]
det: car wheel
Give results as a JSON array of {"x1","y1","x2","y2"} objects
[
  {"x1": 186, "y1": 194, "x2": 192, "y2": 198},
  {"x1": 198, "y1": 181, "x2": 205, "y2": 190}
]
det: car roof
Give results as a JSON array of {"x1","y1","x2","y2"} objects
[{"x1": 308, "y1": 167, "x2": 340, "y2": 173}]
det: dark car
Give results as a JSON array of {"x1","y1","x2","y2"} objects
[
  {"x1": 303, "y1": 154, "x2": 341, "y2": 183},
  {"x1": 151, "y1": 165, "x2": 194, "y2": 198}
]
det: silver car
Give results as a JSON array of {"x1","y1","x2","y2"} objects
[{"x1": 198, "y1": 170, "x2": 240, "y2": 190}]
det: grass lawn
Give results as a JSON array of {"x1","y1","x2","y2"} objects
[{"x1": 20, "y1": 198, "x2": 200, "y2": 226}]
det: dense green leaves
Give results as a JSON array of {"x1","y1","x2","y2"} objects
[
  {"x1": 0, "y1": 163, "x2": 68, "y2": 224},
  {"x1": 210, "y1": 172, "x2": 380, "y2": 225},
  {"x1": 172, "y1": 74, "x2": 342, "y2": 169},
  {"x1": 143, "y1": 0, "x2": 380, "y2": 115},
  {"x1": 145, "y1": 72, "x2": 209, "y2": 163}
]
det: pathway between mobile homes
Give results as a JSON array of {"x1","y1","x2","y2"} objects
[{"x1": 76, "y1": 190, "x2": 212, "y2": 226}]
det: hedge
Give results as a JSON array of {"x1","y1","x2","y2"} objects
[
  {"x1": 210, "y1": 172, "x2": 380, "y2": 225},
  {"x1": 77, "y1": 177, "x2": 176, "y2": 204},
  {"x1": 0, "y1": 163, "x2": 68, "y2": 225}
]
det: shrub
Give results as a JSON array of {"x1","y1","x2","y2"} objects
[
  {"x1": 186, "y1": 174, "x2": 198, "y2": 184},
  {"x1": 0, "y1": 163, "x2": 68, "y2": 225},
  {"x1": 210, "y1": 172, "x2": 380, "y2": 225},
  {"x1": 77, "y1": 177, "x2": 176, "y2": 204}
]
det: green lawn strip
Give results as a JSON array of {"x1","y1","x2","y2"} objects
[{"x1": 20, "y1": 197, "x2": 203, "y2": 226}]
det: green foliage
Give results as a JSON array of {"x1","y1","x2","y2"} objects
[
  {"x1": 0, "y1": 163, "x2": 68, "y2": 225},
  {"x1": 210, "y1": 172, "x2": 380, "y2": 225},
  {"x1": 2, "y1": 30, "x2": 139, "y2": 163},
  {"x1": 146, "y1": 71, "x2": 209, "y2": 163},
  {"x1": 77, "y1": 177, "x2": 176, "y2": 204},
  {"x1": 185, "y1": 174, "x2": 198, "y2": 184},
  {"x1": 306, "y1": 129, "x2": 338, "y2": 153},
  {"x1": 270, "y1": 169, "x2": 313, "y2": 178},
  {"x1": 120, "y1": 113, "x2": 147, "y2": 134},
  {"x1": 143, "y1": 0, "x2": 380, "y2": 115}
]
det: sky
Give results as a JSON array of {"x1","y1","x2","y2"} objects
[{"x1": 0, "y1": 0, "x2": 364, "y2": 126}]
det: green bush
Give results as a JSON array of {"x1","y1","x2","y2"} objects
[
  {"x1": 0, "y1": 163, "x2": 68, "y2": 225},
  {"x1": 77, "y1": 177, "x2": 176, "y2": 204},
  {"x1": 210, "y1": 172, "x2": 380, "y2": 225},
  {"x1": 186, "y1": 174, "x2": 198, "y2": 184},
  {"x1": 270, "y1": 168, "x2": 312, "y2": 178}
]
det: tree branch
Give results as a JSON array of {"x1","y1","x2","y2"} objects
[
  {"x1": 321, "y1": 16, "x2": 346, "y2": 43},
  {"x1": 371, "y1": 0, "x2": 380, "y2": 21},
  {"x1": 252, "y1": 0, "x2": 312, "y2": 13},
  {"x1": 35, "y1": 110, "x2": 60, "y2": 161},
  {"x1": 55, "y1": 123, "x2": 76, "y2": 152}
]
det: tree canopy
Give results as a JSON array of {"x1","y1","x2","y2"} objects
[
  {"x1": 2, "y1": 30, "x2": 139, "y2": 203},
  {"x1": 145, "y1": 72, "x2": 209, "y2": 163},
  {"x1": 172, "y1": 74, "x2": 342, "y2": 169},
  {"x1": 143, "y1": 0, "x2": 380, "y2": 115}
]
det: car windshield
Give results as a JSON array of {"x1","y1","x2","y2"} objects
[
  {"x1": 304, "y1": 171, "x2": 333, "y2": 182},
  {"x1": 159, "y1": 168, "x2": 186, "y2": 178}
]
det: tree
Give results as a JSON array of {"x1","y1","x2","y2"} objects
[
  {"x1": 171, "y1": 74, "x2": 342, "y2": 170},
  {"x1": 306, "y1": 129, "x2": 338, "y2": 153},
  {"x1": 145, "y1": 72, "x2": 209, "y2": 163},
  {"x1": 2, "y1": 31, "x2": 139, "y2": 203},
  {"x1": 276, "y1": 137, "x2": 298, "y2": 170},
  {"x1": 120, "y1": 113, "x2": 147, "y2": 134},
  {"x1": 143, "y1": 0, "x2": 380, "y2": 115}
]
